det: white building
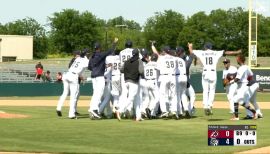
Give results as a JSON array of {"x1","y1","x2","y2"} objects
[{"x1": 0, "y1": 35, "x2": 33, "y2": 62}]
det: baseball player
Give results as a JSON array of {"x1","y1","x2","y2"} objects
[
  {"x1": 106, "y1": 50, "x2": 121, "y2": 112},
  {"x1": 188, "y1": 42, "x2": 241, "y2": 116},
  {"x1": 243, "y1": 69, "x2": 263, "y2": 119},
  {"x1": 177, "y1": 45, "x2": 197, "y2": 116},
  {"x1": 175, "y1": 47, "x2": 189, "y2": 118},
  {"x1": 152, "y1": 44, "x2": 178, "y2": 119},
  {"x1": 116, "y1": 48, "x2": 144, "y2": 121},
  {"x1": 57, "y1": 51, "x2": 89, "y2": 119},
  {"x1": 143, "y1": 53, "x2": 160, "y2": 119},
  {"x1": 56, "y1": 50, "x2": 83, "y2": 117},
  {"x1": 139, "y1": 48, "x2": 150, "y2": 118},
  {"x1": 88, "y1": 38, "x2": 118, "y2": 119},
  {"x1": 230, "y1": 54, "x2": 257, "y2": 120},
  {"x1": 98, "y1": 50, "x2": 122, "y2": 118},
  {"x1": 118, "y1": 40, "x2": 134, "y2": 115},
  {"x1": 222, "y1": 58, "x2": 237, "y2": 114}
]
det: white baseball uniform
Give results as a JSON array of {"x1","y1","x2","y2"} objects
[
  {"x1": 143, "y1": 61, "x2": 159, "y2": 116},
  {"x1": 244, "y1": 69, "x2": 263, "y2": 118},
  {"x1": 99, "y1": 64, "x2": 112, "y2": 116},
  {"x1": 60, "y1": 56, "x2": 88, "y2": 118},
  {"x1": 222, "y1": 65, "x2": 237, "y2": 113},
  {"x1": 106, "y1": 55, "x2": 121, "y2": 110},
  {"x1": 233, "y1": 64, "x2": 252, "y2": 105},
  {"x1": 175, "y1": 57, "x2": 188, "y2": 114},
  {"x1": 56, "y1": 57, "x2": 81, "y2": 115},
  {"x1": 118, "y1": 48, "x2": 133, "y2": 111},
  {"x1": 156, "y1": 54, "x2": 178, "y2": 114},
  {"x1": 193, "y1": 49, "x2": 224, "y2": 109}
]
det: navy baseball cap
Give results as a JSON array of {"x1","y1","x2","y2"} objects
[
  {"x1": 162, "y1": 46, "x2": 171, "y2": 53},
  {"x1": 125, "y1": 40, "x2": 133, "y2": 48},
  {"x1": 94, "y1": 42, "x2": 101, "y2": 50},
  {"x1": 132, "y1": 48, "x2": 139, "y2": 56},
  {"x1": 204, "y1": 42, "x2": 213, "y2": 50},
  {"x1": 141, "y1": 48, "x2": 149, "y2": 56},
  {"x1": 176, "y1": 46, "x2": 185, "y2": 53}
]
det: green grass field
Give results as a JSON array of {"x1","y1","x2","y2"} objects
[{"x1": 0, "y1": 106, "x2": 269, "y2": 154}]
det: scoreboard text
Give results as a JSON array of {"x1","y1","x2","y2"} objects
[{"x1": 208, "y1": 125, "x2": 257, "y2": 146}]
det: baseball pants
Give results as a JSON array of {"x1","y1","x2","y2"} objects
[
  {"x1": 89, "y1": 76, "x2": 105, "y2": 112},
  {"x1": 202, "y1": 77, "x2": 217, "y2": 109},
  {"x1": 225, "y1": 83, "x2": 237, "y2": 113}
]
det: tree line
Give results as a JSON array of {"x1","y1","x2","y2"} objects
[{"x1": 0, "y1": 7, "x2": 269, "y2": 58}]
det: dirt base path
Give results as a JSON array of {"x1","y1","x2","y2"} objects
[
  {"x1": 236, "y1": 146, "x2": 270, "y2": 154},
  {"x1": 0, "y1": 100, "x2": 269, "y2": 109}
]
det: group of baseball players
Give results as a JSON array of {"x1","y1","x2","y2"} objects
[{"x1": 55, "y1": 38, "x2": 263, "y2": 121}]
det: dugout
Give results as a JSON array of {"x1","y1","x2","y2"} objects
[{"x1": 0, "y1": 35, "x2": 33, "y2": 62}]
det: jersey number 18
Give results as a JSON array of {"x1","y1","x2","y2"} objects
[{"x1": 205, "y1": 57, "x2": 213, "y2": 65}]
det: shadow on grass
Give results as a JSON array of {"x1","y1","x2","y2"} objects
[{"x1": 207, "y1": 118, "x2": 226, "y2": 121}]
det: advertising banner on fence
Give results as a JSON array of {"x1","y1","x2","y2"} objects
[{"x1": 252, "y1": 69, "x2": 270, "y2": 90}]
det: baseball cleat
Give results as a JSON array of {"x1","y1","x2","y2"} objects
[
  {"x1": 243, "y1": 115, "x2": 253, "y2": 120},
  {"x1": 230, "y1": 117, "x2": 239, "y2": 121},
  {"x1": 56, "y1": 110, "x2": 62, "y2": 117},
  {"x1": 75, "y1": 112, "x2": 80, "y2": 116},
  {"x1": 145, "y1": 108, "x2": 151, "y2": 119},
  {"x1": 136, "y1": 118, "x2": 144, "y2": 121},
  {"x1": 258, "y1": 114, "x2": 263, "y2": 119},
  {"x1": 204, "y1": 109, "x2": 209, "y2": 116},
  {"x1": 191, "y1": 107, "x2": 196, "y2": 116},
  {"x1": 185, "y1": 111, "x2": 191, "y2": 119},
  {"x1": 90, "y1": 110, "x2": 101, "y2": 119},
  {"x1": 160, "y1": 112, "x2": 169, "y2": 118},
  {"x1": 172, "y1": 112, "x2": 179, "y2": 120}
]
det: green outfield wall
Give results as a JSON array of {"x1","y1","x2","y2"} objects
[{"x1": 0, "y1": 71, "x2": 226, "y2": 96}]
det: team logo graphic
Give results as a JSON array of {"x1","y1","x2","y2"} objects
[
  {"x1": 210, "y1": 138, "x2": 219, "y2": 146},
  {"x1": 210, "y1": 131, "x2": 219, "y2": 138}
]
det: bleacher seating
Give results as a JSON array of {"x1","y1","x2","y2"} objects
[{"x1": 0, "y1": 59, "x2": 91, "y2": 83}]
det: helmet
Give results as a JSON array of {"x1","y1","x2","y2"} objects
[{"x1": 125, "y1": 40, "x2": 133, "y2": 48}]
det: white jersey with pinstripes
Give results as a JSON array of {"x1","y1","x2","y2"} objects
[
  {"x1": 236, "y1": 65, "x2": 253, "y2": 83},
  {"x1": 193, "y1": 49, "x2": 224, "y2": 71},
  {"x1": 68, "y1": 56, "x2": 89, "y2": 75},
  {"x1": 144, "y1": 61, "x2": 157, "y2": 80},
  {"x1": 156, "y1": 54, "x2": 177, "y2": 75},
  {"x1": 119, "y1": 48, "x2": 133, "y2": 65},
  {"x1": 106, "y1": 55, "x2": 121, "y2": 76}
]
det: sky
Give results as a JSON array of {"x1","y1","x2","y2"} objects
[{"x1": 0, "y1": 0, "x2": 269, "y2": 27}]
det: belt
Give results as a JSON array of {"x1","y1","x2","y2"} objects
[
  {"x1": 72, "y1": 72, "x2": 76, "y2": 74},
  {"x1": 146, "y1": 78, "x2": 156, "y2": 80},
  {"x1": 203, "y1": 69, "x2": 215, "y2": 71},
  {"x1": 173, "y1": 74, "x2": 180, "y2": 76}
]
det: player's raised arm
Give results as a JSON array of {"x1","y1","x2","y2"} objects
[
  {"x1": 150, "y1": 41, "x2": 160, "y2": 57},
  {"x1": 188, "y1": 42, "x2": 193, "y2": 54},
  {"x1": 224, "y1": 49, "x2": 242, "y2": 55}
]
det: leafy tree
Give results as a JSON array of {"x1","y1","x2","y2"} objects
[
  {"x1": 49, "y1": 9, "x2": 102, "y2": 53},
  {"x1": 3, "y1": 18, "x2": 48, "y2": 58},
  {"x1": 257, "y1": 15, "x2": 270, "y2": 56},
  {"x1": 144, "y1": 10, "x2": 185, "y2": 49}
]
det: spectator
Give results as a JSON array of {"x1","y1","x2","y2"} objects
[
  {"x1": 56, "y1": 72, "x2": 62, "y2": 83},
  {"x1": 43, "y1": 70, "x2": 52, "y2": 82},
  {"x1": 35, "y1": 61, "x2": 43, "y2": 80}
]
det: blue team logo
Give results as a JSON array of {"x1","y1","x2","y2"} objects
[{"x1": 210, "y1": 138, "x2": 219, "y2": 146}]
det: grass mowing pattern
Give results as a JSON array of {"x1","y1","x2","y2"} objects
[{"x1": 0, "y1": 106, "x2": 269, "y2": 153}]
